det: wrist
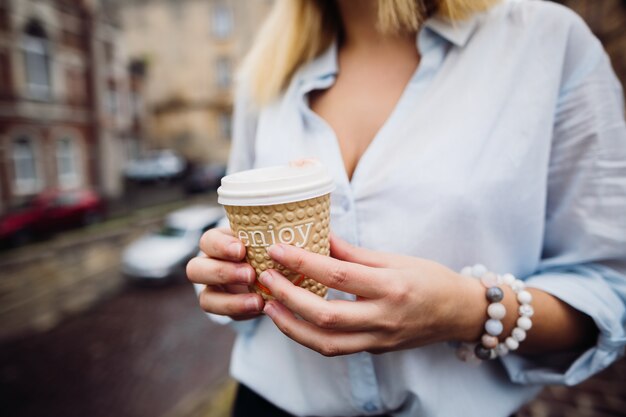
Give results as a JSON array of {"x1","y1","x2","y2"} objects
[
  {"x1": 451, "y1": 273, "x2": 488, "y2": 343},
  {"x1": 451, "y1": 272, "x2": 520, "y2": 344},
  {"x1": 454, "y1": 266, "x2": 535, "y2": 362}
]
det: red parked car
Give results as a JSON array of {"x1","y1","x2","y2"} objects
[{"x1": 0, "y1": 189, "x2": 105, "y2": 247}]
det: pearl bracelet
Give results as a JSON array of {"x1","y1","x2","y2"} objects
[{"x1": 456, "y1": 264, "x2": 533, "y2": 362}]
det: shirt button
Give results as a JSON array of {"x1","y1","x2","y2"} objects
[{"x1": 363, "y1": 401, "x2": 378, "y2": 413}]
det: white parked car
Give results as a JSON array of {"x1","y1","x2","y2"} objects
[
  {"x1": 122, "y1": 205, "x2": 224, "y2": 281},
  {"x1": 124, "y1": 150, "x2": 187, "y2": 182}
]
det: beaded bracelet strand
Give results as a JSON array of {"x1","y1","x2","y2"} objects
[{"x1": 456, "y1": 265, "x2": 533, "y2": 362}]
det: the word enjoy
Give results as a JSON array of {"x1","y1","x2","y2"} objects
[{"x1": 238, "y1": 222, "x2": 313, "y2": 248}]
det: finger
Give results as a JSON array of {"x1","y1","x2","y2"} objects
[
  {"x1": 263, "y1": 301, "x2": 377, "y2": 357},
  {"x1": 186, "y1": 256, "x2": 255, "y2": 286},
  {"x1": 329, "y1": 233, "x2": 389, "y2": 268},
  {"x1": 200, "y1": 228, "x2": 246, "y2": 261},
  {"x1": 198, "y1": 286, "x2": 264, "y2": 316},
  {"x1": 258, "y1": 270, "x2": 381, "y2": 331},
  {"x1": 267, "y1": 244, "x2": 383, "y2": 298}
]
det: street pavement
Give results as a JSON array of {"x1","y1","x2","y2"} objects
[{"x1": 0, "y1": 277, "x2": 235, "y2": 417}]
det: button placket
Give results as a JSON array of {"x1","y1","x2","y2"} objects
[{"x1": 295, "y1": 32, "x2": 451, "y2": 414}]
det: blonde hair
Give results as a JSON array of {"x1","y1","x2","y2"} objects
[{"x1": 240, "y1": 0, "x2": 499, "y2": 105}]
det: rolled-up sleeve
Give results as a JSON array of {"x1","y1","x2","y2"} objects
[{"x1": 500, "y1": 19, "x2": 626, "y2": 385}]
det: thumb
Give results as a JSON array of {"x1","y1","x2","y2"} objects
[{"x1": 329, "y1": 233, "x2": 389, "y2": 268}]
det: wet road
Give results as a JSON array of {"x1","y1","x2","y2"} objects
[{"x1": 0, "y1": 278, "x2": 235, "y2": 417}]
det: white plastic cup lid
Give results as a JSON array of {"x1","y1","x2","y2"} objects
[{"x1": 217, "y1": 159, "x2": 335, "y2": 206}]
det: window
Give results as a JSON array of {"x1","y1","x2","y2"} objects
[
  {"x1": 219, "y1": 112, "x2": 232, "y2": 140},
  {"x1": 131, "y1": 92, "x2": 143, "y2": 117},
  {"x1": 104, "y1": 42, "x2": 114, "y2": 63},
  {"x1": 215, "y1": 57, "x2": 232, "y2": 89},
  {"x1": 12, "y1": 137, "x2": 39, "y2": 194},
  {"x1": 56, "y1": 137, "x2": 81, "y2": 188},
  {"x1": 23, "y1": 20, "x2": 51, "y2": 99},
  {"x1": 105, "y1": 88, "x2": 118, "y2": 115},
  {"x1": 211, "y1": 4, "x2": 233, "y2": 39}
]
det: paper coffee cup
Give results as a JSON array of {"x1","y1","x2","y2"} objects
[{"x1": 217, "y1": 160, "x2": 335, "y2": 300}]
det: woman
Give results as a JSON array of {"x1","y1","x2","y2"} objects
[{"x1": 186, "y1": 0, "x2": 626, "y2": 416}]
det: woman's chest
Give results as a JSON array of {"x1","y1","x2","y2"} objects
[{"x1": 307, "y1": 55, "x2": 419, "y2": 181}]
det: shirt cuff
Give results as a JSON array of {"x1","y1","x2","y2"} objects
[{"x1": 499, "y1": 265, "x2": 626, "y2": 385}]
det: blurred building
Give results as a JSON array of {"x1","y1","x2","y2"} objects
[
  {"x1": 118, "y1": 0, "x2": 273, "y2": 165},
  {"x1": 0, "y1": 0, "x2": 143, "y2": 213},
  {"x1": 556, "y1": 0, "x2": 626, "y2": 95}
]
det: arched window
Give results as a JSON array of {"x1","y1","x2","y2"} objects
[
  {"x1": 56, "y1": 137, "x2": 80, "y2": 188},
  {"x1": 23, "y1": 20, "x2": 51, "y2": 99},
  {"x1": 12, "y1": 136, "x2": 39, "y2": 194}
]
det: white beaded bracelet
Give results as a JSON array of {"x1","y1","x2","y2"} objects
[{"x1": 457, "y1": 265, "x2": 533, "y2": 362}]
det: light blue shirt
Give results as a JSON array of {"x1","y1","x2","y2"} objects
[{"x1": 204, "y1": 0, "x2": 626, "y2": 415}]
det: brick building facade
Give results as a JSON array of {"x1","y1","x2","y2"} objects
[
  {"x1": 0, "y1": 0, "x2": 142, "y2": 214},
  {"x1": 118, "y1": 0, "x2": 272, "y2": 165}
]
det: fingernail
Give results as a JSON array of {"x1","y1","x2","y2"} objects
[
  {"x1": 267, "y1": 244, "x2": 284, "y2": 258},
  {"x1": 258, "y1": 270, "x2": 273, "y2": 286},
  {"x1": 239, "y1": 267, "x2": 254, "y2": 284},
  {"x1": 263, "y1": 302, "x2": 275, "y2": 317},
  {"x1": 229, "y1": 242, "x2": 243, "y2": 258},
  {"x1": 245, "y1": 296, "x2": 261, "y2": 312}
]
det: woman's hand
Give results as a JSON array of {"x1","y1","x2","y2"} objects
[
  {"x1": 186, "y1": 227, "x2": 264, "y2": 321},
  {"x1": 258, "y1": 234, "x2": 486, "y2": 356}
]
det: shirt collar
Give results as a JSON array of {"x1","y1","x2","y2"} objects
[
  {"x1": 297, "y1": 12, "x2": 481, "y2": 84},
  {"x1": 423, "y1": 13, "x2": 481, "y2": 47},
  {"x1": 297, "y1": 40, "x2": 338, "y2": 85}
]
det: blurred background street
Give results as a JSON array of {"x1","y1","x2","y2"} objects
[
  {"x1": 0, "y1": 0, "x2": 625, "y2": 416},
  {"x1": 0, "y1": 266, "x2": 236, "y2": 417}
]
